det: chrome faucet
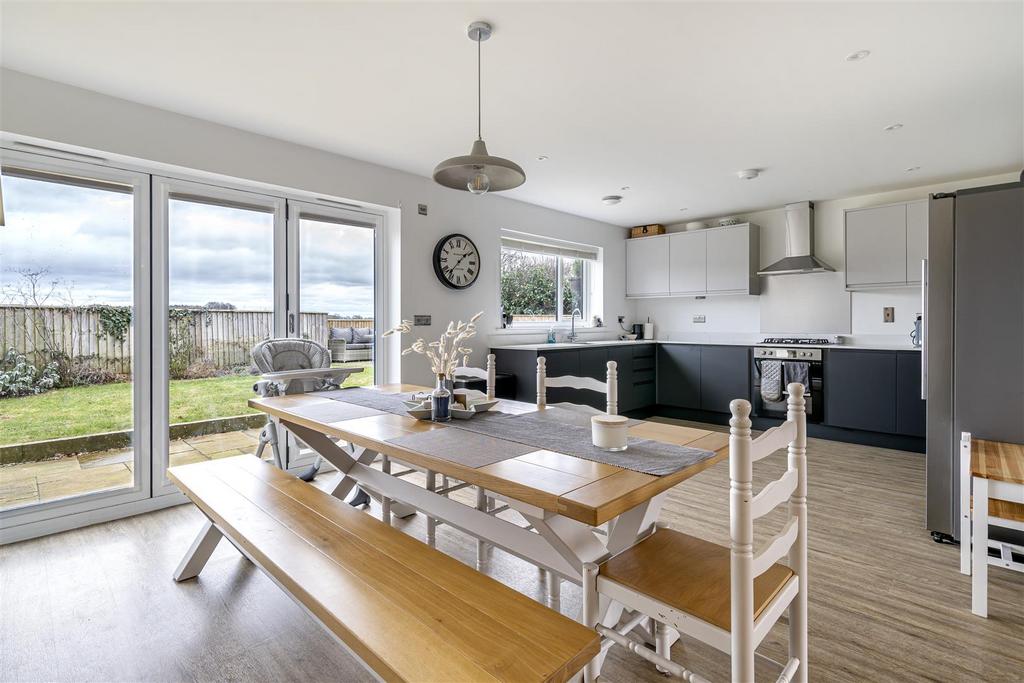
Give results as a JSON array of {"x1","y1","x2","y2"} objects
[{"x1": 568, "y1": 308, "x2": 582, "y2": 342}]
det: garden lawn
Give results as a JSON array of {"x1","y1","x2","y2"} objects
[{"x1": 0, "y1": 362, "x2": 373, "y2": 446}]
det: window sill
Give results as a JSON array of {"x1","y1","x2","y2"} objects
[{"x1": 490, "y1": 325, "x2": 608, "y2": 337}]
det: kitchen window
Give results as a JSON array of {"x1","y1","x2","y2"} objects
[{"x1": 499, "y1": 231, "x2": 600, "y2": 327}]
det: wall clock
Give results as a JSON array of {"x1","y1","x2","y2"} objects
[{"x1": 433, "y1": 233, "x2": 480, "y2": 290}]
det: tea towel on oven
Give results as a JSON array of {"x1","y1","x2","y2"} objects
[
  {"x1": 759, "y1": 360, "x2": 783, "y2": 402},
  {"x1": 784, "y1": 361, "x2": 810, "y2": 392}
]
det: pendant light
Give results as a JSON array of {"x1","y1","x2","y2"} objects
[{"x1": 433, "y1": 21, "x2": 526, "y2": 195}]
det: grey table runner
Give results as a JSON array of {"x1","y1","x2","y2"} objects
[{"x1": 319, "y1": 387, "x2": 715, "y2": 476}]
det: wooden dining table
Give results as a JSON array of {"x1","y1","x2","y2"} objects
[{"x1": 249, "y1": 383, "x2": 729, "y2": 639}]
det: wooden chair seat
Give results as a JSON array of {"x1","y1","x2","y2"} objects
[
  {"x1": 600, "y1": 528, "x2": 794, "y2": 632},
  {"x1": 972, "y1": 496, "x2": 1024, "y2": 523},
  {"x1": 169, "y1": 455, "x2": 599, "y2": 683}
]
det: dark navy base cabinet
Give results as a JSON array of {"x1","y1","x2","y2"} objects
[{"x1": 825, "y1": 349, "x2": 925, "y2": 439}]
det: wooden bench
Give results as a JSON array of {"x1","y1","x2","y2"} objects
[{"x1": 169, "y1": 455, "x2": 600, "y2": 683}]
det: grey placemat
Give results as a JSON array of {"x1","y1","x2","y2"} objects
[
  {"x1": 319, "y1": 388, "x2": 415, "y2": 415},
  {"x1": 387, "y1": 428, "x2": 536, "y2": 469},
  {"x1": 320, "y1": 387, "x2": 715, "y2": 476},
  {"x1": 293, "y1": 400, "x2": 384, "y2": 423}
]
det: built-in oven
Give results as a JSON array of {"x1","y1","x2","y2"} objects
[{"x1": 752, "y1": 346, "x2": 824, "y2": 423}]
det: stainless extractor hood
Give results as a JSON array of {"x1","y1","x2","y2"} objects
[{"x1": 757, "y1": 201, "x2": 836, "y2": 275}]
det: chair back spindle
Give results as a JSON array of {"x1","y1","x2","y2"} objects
[{"x1": 452, "y1": 353, "x2": 497, "y2": 400}]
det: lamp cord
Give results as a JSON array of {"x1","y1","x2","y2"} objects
[{"x1": 476, "y1": 37, "x2": 482, "y2": 141}]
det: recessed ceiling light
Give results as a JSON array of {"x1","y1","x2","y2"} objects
[
  {"x1": 846, "y1": 49, "x2": 871, "y2": 62},
  {"x1": 884, "y1": 123, "x2": 904, "y2": 132},
  {"x1": 620, "y1": 186, "x2": 631, "y2": 191},
  {"x1": 905, "y1": 166, "x2": 921, "y2": 172},
  {"x1": 536, "y1": 155, "x2": 549, "y2": 161},
  {"x1": 602, "y1": 195, "x2": 623, "y2": 205},
  {"x1": 737, "y1": 168, "x2": 760, "y2": 180},
  {"x1": 679, "y1": 207, "x2": 689, "y2": 212}
]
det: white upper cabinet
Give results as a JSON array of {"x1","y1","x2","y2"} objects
[
  {"x1": 905, "y1": 200, "x2": 927, "y2": 284},
  {"x1": 626, "y1": 223, "x2": 760, "y2": 298},
  {"x1": 669, "y1": 231, "x2": 706, "y2": 295},
  {"x1": 626, "y1": 235, "x2": 671, "y2": 297},
  {"x1": 845, "y1": 200, "x2": 928, "y2": 289},
  {"x1": 706, "y1": 224, "x2": 759, "y2": 294}
]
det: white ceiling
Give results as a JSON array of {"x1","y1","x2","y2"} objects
[{"x1": 1, "y1": 1, "x2": 1021, "y2": 226}]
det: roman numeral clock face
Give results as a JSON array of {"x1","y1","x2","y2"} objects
[{"x1": 433, "y1": 233, "x2": 480, "y2": 289}]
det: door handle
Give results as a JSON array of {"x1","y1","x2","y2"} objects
[
  {"x1": 288, "y1": 313, "x2": 296, "y2": 335},
  {"x1": 920, "y1": 258, "x2": 927, "y2": 400}
]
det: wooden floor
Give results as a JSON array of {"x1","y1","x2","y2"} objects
[{"x1": 2, "y1": 420, "x2": 1022, "y2": 682}]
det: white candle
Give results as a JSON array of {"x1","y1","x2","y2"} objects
[{"x1": 592, "y1": 414, "x2": 629, "y2": 451}]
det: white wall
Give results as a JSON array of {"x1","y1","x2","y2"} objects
[
  {"x1": 634, "y1": 171, "x2": 1018, "y2": 342},
  {"x1": 0, "y1": 69, "x2": 629, "y2": 385}
]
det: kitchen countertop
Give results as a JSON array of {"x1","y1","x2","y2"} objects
[{"x1": 490, "y1": 339, "x2": 921, "y2": 352}]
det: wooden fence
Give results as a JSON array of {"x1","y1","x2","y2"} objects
[
  {"x1": 1, "y1": 305, "x2": 331, "y2": 376},
  {"x1": 327, "y1": 318, "x2": 375, "y2": 330}
]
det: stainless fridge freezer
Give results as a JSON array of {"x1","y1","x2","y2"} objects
[{"x1": 925, "y1": 178, "x2": 1024, "y2": 540}]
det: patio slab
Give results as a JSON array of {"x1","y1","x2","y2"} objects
[{"x1": 0, "y1": 429, "x2": 259, "y2": 511}]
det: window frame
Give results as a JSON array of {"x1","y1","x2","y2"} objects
[{"x1": 498, "y1": 232, "x2": 600, "y2": 329}]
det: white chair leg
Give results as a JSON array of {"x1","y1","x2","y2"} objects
[
  {"x1": 655, "y1": 621, "x2": 674, "y2": 674},
  {"x1": 971, "y1": 476, "x2": 989, "y2": 617},
  {"x1": 381, "y1": 455, "x2": 392, "y2": 526},
  {"x1": 545, "y1": 570, "x2": 561, "y2": 611},
  {"x1": 581, "y1": 563, "x2": 600, "y2": 683},
  {"x1": 960, "y1": 432, "x2": 973, "y2": 575},
  {"x1": 426, "y1": 470, "x2": 437, "y2": 548}
]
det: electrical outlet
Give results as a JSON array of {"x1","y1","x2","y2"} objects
[
  {"x1": 693, "y1": 314, "x2": 706, "y2": 324},
  {"x1": 617, "y1": 315, "x2": 625, "y2": 324},
  {"x1": 883, "y1": 307, "x2": 894, "y2": 323},
  {"x1": 413, "y1": 315, "x2": 431, "y2": 326}
]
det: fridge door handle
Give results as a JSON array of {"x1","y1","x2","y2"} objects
[{"x1": 921, "y1": 258, "x2": 928, "y2": 400}]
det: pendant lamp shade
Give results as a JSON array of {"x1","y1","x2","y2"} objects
[
  {"x1": 433, "y1": 21, "x2": 525, "y2": 195},
  {"x1": 433, "y1": 139, "x2": 526, "y2": 193}
]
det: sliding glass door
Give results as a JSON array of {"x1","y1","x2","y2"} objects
[
  {"x1": 1, "y1": 148, "x2": 387, "y2": 540},
  {"x1": 0, "y1": 151, "x2": 151, "y2": 528},
  {"x1": 152, "y1": 177, "x2": 285, "y2": 493}
]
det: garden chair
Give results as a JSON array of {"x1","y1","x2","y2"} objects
[{"x1": 250, "y1": 338, "x2": 368, "y2": 506}]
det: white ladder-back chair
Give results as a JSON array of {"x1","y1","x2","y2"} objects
[
  {"x1": 452, "y1": 353, "x2": 497, "y2": 399},
  {"x1": 959, "y1": 432, "x2": 1024, "y2": 618},
  {"x1": 582, "y1": 383, "x2": 808, "y2": 683},
  {"x1": 536, "y1": 356, "x2": 618, "y2": 415}
]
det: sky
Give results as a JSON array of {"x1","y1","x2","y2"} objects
[{"x1": 0, "y1": 175, "x2": 375, "y2": 316}]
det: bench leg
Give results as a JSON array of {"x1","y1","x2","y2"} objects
[
  {"x1": 174, "y1": 520, "x2": 223, "y2": 582},
  {"x1": 971, "y1": 476, "x2": 988, "y2": 617}
]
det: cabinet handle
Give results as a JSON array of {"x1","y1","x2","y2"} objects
[{"x1": 920, "y1": 258, "x2": 927, "y2": 400}]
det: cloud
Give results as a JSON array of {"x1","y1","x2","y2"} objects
[{"x1": 1, "y1": 176, "x2": 375, "y2": 315}]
